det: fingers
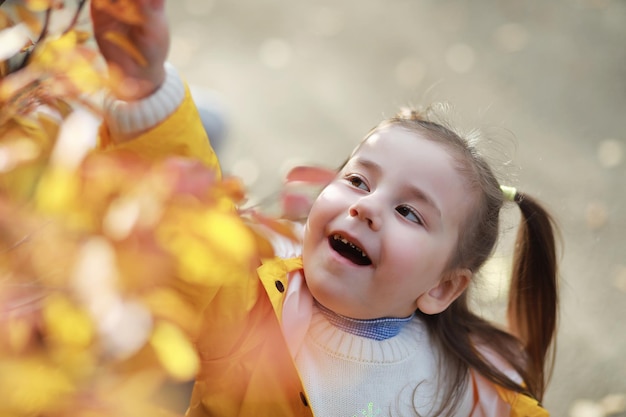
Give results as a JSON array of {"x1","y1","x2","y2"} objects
[{"x1": 91, "y1": 0, "x2": 164, "y2": 26}]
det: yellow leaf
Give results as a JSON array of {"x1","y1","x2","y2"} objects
[
  {"x1": 141, "y1": 289, "x2": 197, "y2": 331},
  {"x1": 200, "y1": 210, "x2": 257, "y2": 263},
  {"x1": 0, "y1": 138, "x2": 41, "y2": 173},
  {"x1": 6, "y1": 317, "x2": 32, "y2": 352},
  {"x1": 0, "y1": 358, "x2": 75, "y2": 415},
  {"x1": 158, "y1": 208, "x2": 257, "y2": 284},
  {"x1": 32, "y1": 31, "x2": 77, "y2": 67},
  {"x1": 35, "y1": 167, "x2": 79, "y2": 213},
  {"x1": 23, "y1": 0, "x2": 56, "y2": 12},
  {"x1": 162, "y1": 230, "x2": 220, "y2": 283},
  {"x1": 150, "y1": 321, "x2": 199, "y2": 381},
  {"x1": 102, "y1": 30, "x2": 148, "y2": 67},
  {"x1": 73, "y1": 30, "x2": 92, "y2": 44},
  {"x1": 42, "y1": 293, "x2": 94, "y2": 348},
  {"x1": 65, "y1": 62, "x2": 104, "y2": 94}
]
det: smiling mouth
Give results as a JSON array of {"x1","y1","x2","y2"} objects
[{"x1": 329, "y1": 234, "x2": 372, "y2": 266}]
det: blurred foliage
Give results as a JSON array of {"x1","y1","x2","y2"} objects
[{"x1": 0, "y1": 1, "x2": 264, "y2": 416}]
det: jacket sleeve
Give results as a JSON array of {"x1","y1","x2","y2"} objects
[
  {"x1": 97, "y1": 63, "x2": 221, "y2": 178},
  {"x1": 469, "y1": 369, "x2": 549, "y2": 417}
]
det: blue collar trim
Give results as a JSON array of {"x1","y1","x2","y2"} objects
[{"x1": 316, "y1": 301, "x2": 415, "y2": 341}]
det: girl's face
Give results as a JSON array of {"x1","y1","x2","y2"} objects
[{"x1": 302, "y1": 125, "x2": 474, "y2": 319}]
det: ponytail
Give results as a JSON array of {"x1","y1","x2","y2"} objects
[
  {"x1": 380, "y1": 112, "x2": 561, "y2": 411},
  {"x1": 508, "y1": 192, "x2": 559, "y2": 401}
]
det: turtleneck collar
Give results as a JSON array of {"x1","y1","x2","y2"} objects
[{"x1": 315, "y1": 300, "x2": 415, "y2": 341}]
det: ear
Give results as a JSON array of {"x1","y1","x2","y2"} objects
[{"x1": 416, "y1": 268, "x2": 471, "y2": 315}]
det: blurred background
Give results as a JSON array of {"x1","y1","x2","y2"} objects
[{"x1": 165, "y1": 0, "x2": 625, "y2": 416}]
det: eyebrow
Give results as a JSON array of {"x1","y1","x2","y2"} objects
[{"x1": 351, "y1": 158, "x2": 442, "y2": 219}]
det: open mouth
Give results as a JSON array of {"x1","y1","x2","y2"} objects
[{"x1": 329, "y1": 234, "x2": 372, "y2": 266}]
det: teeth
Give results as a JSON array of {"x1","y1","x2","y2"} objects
[{"x1": 333, "y1": 234, "x2": 367, "y2": 257}]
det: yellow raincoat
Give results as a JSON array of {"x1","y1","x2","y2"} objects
[{"x1": 104, "y1": 87, "x2": 548, "y2": 417}]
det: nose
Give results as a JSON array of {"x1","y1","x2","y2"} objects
[{"x1": 349, "y1": 196, "x2": 382, "y2": 231}]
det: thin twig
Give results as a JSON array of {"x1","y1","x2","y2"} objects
[
  {"x1": 63, "y1": 0, "x2": 89, "y2": 35},
  {"x1": 20, "y1": 7, "x2": 53, "y2": 69}
]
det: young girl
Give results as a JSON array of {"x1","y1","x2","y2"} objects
[{"x1": 95, "y1": 2, "x2": 559, "y2": 416}]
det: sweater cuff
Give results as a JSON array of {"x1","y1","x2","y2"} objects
[{"x1": 103, "y1": 62, "x2": 186, "y2": 140}]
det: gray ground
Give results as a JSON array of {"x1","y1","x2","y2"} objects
[{"x1": 167, "y1": 1, "x2": 626, "y2": 416}]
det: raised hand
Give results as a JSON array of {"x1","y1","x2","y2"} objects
[{"x1": 90, "y1": 0, "x2": 170, "y2": 101}]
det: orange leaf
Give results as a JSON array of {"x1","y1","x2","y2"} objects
[
  {"x1": 284, "y1": 165, "x2": 336, "y2": 185},
  {"x1": 281, "y1": 191, "x2": 314, "y2": 221},
  {"x1": 214, "y1": 175, "x2": 247, "y2": 203},
  {"x1": 0, "y1": 10, "x2": 15, "y2": 31},
  {"x1": 248, "y1": 210, "x2": 299, "y2": 242},
  {"x1": 102, "y1": 30, "x2": 148, "y2": 67},
  {"x1": 14, "y1": 5, "x2": 42, "y2": 36}
]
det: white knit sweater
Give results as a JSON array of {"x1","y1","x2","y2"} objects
[{"x1": 295, "y1": 304, "x2": 474, "y2": 417}]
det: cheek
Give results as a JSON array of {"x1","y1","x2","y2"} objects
[
  {"x1": 383, "y1": 234, "x2": 447, "y2": 279},
  {"x1": 315, "y1": 183, "x2": 346, "y2": 205},
  {"x1": 304, "y1": 199, "x2": 323, "y2": 238},
  {"x1": 306, "y1": 186, "x2": 342, "y2": 224},
  {"x1": 303, "y1": 197, "x2": 328, "y2": 253}
]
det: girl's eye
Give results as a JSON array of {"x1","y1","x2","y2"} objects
[
  {"x1": 346, "y1": 175, "x2": 369, "y2": 191},
  {"x1": 396, "y1": 205, "x2": 423, "y2": 225}
]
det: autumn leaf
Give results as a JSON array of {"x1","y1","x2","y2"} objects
[
  {"x1": 248, "y1": 210, "x2": 299, "y2": 242},
  {"x1": 0, "y1": 10, "x2": 15, "y2": 31},
  {"x1": 161, "y1": 157, "x2": 220, "y2": 200},
  {"x1": 150, "y1": 321, "x2": 199, "y2": 381},
  {"x1": 0, "y1": 358, "x2": 75, "y2": 415},
  {"x1": 284, "y1": 165, "x2": 336, "y2": 185},
  {"x1": 14, "y1": 4, "x2": 43, "y2": 36},
  {"x1": 281, "y1": 191, "x2": 315, "y2": 221},
  {"x1": 141, "y1": 289, "x2": 198, "y2": 334},
  {"x1": 0, "y1": 2, "x2": 268, "y2": 416},
  {"x1": 42, "y1": 293, "x2": 94, "y2": 348},
  {"x1": 23, "y1": 0, "x2": 63, "y2": 13},
  {"x1": 278, "y1": 165, "x2": 335, "y2": 220},
  {"x1": 35, "y1": 167, "x2": 80, "y2": 214}
]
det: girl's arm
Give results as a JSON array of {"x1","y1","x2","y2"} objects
[
  {"x1": 91, "y1": 0, "x2": 169, "y2": 103},
  {"x1": 91, "y1": 0, "x2": 219, "y2": 173}
]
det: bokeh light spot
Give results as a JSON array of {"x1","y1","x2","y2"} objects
[
  {"x1": 309, "y1": 7, "x2": 344, "y2": 37},
  {"x1": 445, "y1": 43, "x2": 475, "y2": 73},
  {"x1": 259, "y1": 38, "x2": 292, "y2": 69},
  {"x1": 395, "y1": 57, "x2": 426, "y2": 88},
  {"x1": 597, "y1": 139, "x2": 623, "y2": 168},
  {"x1": 493, "y1": 23, "x2": 530, "y2": 52}
]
